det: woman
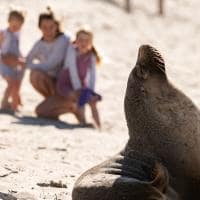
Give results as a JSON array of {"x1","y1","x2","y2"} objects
[{"x1": 26, "y1": 7, "x2": 73, "y2": 117}]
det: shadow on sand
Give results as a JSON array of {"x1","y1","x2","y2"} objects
[
  {"x1": 0, "y1": 110, "x2": 94, "y2": 130},
  {"x1": 12, "y1": 115, "x2": 94, "y2": 130},
  {"x1": 0, "y1": 192, "x2": 17, "y2": 200}
]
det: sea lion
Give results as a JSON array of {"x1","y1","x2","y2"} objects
[{"x1": 72, "y1": 45, "x2": 200, "y2": 200}]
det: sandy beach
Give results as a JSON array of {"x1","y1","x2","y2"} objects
[{"x1": 0, "y1": 0, "x2": 200, "y2": 199}]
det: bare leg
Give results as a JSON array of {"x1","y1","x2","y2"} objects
[
  {"x1": 1, "y1": 87, "x2": 12, "y2": 109},
  {"x1": 75, "y1": 107, "x2": 87, "y2": 125},
  {"x1": 10, "y1": 79, "x2": 22, "y2": 111},
  {"x1": 30, "y1": 69, "x2": 56, "y2": 98},
  {"x1": 35, "y1": 95, "x2": 78, "y2": 120},
  {"x1": 67, "y1": 91, "x2": 87, "y2": 124},
  {"x1": 1, "y1": 77, "x2": 12, "y2": 109},
  {"x1": 89, "y1": 100, "x2": 101, "y2": 129}
]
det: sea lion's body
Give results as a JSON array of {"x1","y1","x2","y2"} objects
[{"x1": 72, "y1": 45, "x2": 200, "y2": 200}]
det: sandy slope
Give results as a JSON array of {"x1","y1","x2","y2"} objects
[{"x1": 0, "y1": 0, "x2": 200, "y2": 199}]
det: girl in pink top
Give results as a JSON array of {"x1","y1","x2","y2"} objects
[{"x1": 57, "y1": 28, "x2": 102, "y2": 128}]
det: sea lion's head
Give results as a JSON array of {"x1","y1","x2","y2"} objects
[
  {"x1": 135, "y1": 44, "x2": 166, "y2": 80},
  {"x1": 124, "y1": 45, "x2": 168, "y2": 138}
]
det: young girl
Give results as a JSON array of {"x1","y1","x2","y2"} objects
[
  {"x1": 57, "y1": 27, "x2": 102, "y2": 128},
  {"x1": 0, "y1": 10, "x2": 25, "y2": 113}
]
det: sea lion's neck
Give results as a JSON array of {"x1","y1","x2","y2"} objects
[{"x1": 124, "y1": 73, "x2": 168, "y2": 139}]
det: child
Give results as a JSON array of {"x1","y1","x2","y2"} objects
[
  {"x1": 57, "y1": 27, "x2": 102, "y2": 128},
  {"x1": 0, "y1": 9, "x2": 25, "y2": 113}
]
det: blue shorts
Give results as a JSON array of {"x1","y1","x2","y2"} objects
[
  {"x1": 0, "y1": 63, "x2": 24, "y2": 80},
  {"x1": 78, "y1": 88, "x2": 102, "y2": 107}
]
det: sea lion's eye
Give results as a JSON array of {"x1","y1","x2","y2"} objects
[
  {"x1": 141, "y1": 86, "x2": 145, "y2": 93},
  {"x1": 136, "y1": 65, "x2": 149, "y2": 80}
]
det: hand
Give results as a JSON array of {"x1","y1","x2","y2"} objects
[
  {"x1": 1, "y1": 54, "x2": 18, "y2": 67},
  {"x1": 17, "y1": 57, "x2": 26, "y2": 69},
  {"x1": 75, "y1": 89, "x2": 82, "y2": 98}
]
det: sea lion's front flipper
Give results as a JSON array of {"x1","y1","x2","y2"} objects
[{"x1": 72, "y1": 153, "x2": 179, "y2": 200}]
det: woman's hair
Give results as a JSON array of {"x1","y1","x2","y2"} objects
[
  {"x1": 38, "y1": 6, "x2": 62, "y2": 35},
  {"x1": 8, "y1": 10, "x2": 25, "y2": 23},
  {"x1": 76, "y1": 28, "x2": 101, "y2": 65}
]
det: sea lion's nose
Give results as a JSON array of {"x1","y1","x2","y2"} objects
[{"x1": 136, "y1": 44, "x2": 166, "y2": 75}]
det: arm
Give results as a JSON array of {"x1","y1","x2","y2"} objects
[
  {"x1": 27, "y1": 36, "x2": 68, "y2": 71},
  {"x1": 1, "y1": 54, "x2": 25, "y2": 69},
  {"x1": 86, "y1": 55, "x2": 96, "y2": 90},
  {"x1": 1, "y1": 54, "x2": 18, "y2": 67},
  {"x1": 0, "y1": 30, "x2": 10, "y2": 54},
  {"x1": 26, "y1": 42, "x2": 39, "y2": 69},
  {"x1": 0, "y1": 31, "x2": 5, "y2": 47},
  {"x1": 64, "y1": 44, "x2": 82, "y2": 90},
  {"x1": 0, "y1": 30, "x2": 21, "y2": 67}
]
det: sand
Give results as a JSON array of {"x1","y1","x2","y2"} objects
[{"x1": 0, "y1": 0, "x2": 199, "y2": 199}]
